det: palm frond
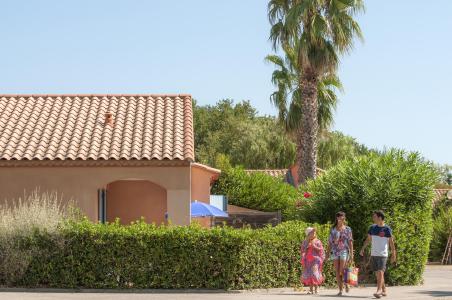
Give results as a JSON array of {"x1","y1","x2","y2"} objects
[
  {"x1": 266, "y1": 49, "x2": 342, "y2": 132},
  {"x1": 268, "y1": 0, "x2": 364, "y2": 72}
]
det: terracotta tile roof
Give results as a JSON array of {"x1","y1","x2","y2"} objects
[
  {"x1": 433, "y1": 188, "x2": 452, "y2": 203},
  {"x1": 0, "y1": 94, "x2": 194, "y2": 161},
  {"x1": 191, "y1": 162, "x2": 221, "y2": 174},
  {"x1": 245, "y1": 169, "x2": 287, "y2": 177},
  {"x1": 245, "y1": 168, "x2": 324, "y2": 177}
]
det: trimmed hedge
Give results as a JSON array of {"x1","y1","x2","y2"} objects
[
  {"x1": 1, "y1": 220, "x2": 335, "y2": 289},
  {"x1": 301, "y1": 150, "x2": 438, "y2": 285},
  {"x1": 212, "y1": 167, "x2": 302, "y2": 220}
]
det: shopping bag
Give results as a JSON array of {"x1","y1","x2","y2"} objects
[{"x1": 343, "y1": 265, "x2": 359, "y2": 286}]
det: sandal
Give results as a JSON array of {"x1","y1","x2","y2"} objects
[{"x1": 374, "y1": 293, "x2": 382, "y2": 299}]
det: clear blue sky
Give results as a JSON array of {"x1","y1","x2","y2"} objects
[{"x1": 1, "y1": 1, "x2": 451, "y2": 164}]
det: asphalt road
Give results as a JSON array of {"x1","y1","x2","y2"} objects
[{"x1": 0, "y1": 265, "x2": 451, "y2": 300}]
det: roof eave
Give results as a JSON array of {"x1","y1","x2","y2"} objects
[{"x1": 0, "y1": 158, "x2": 193, "y2": 167}]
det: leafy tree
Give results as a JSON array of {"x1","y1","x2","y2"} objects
[
  {"x1": 268, "y1": 0, "x2": 364, "y2": 184},
  {"x1": 434, "y1": 164, "x2": 452, "y2": 187},
  {"x1": 317, "y1": 131, "x2": 373, "y2": 169},
  {"x1": 194, "y1": 100, "x2": 376, "y2": 171},
  {"x1": 193, "y1": 99, "x2": 296, "y2": 169}
]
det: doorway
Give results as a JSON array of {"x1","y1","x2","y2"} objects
[{"x1": 105, "y1": 180, "x2": 167, "y2": 225}]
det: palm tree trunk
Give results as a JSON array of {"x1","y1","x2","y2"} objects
[{"x1": 297, "y1": 68, "x2": 319, "y2": 184}]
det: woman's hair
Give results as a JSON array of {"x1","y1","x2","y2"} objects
[{"x1": 333, "y1": 211, "x2": 346, "y2": 228}]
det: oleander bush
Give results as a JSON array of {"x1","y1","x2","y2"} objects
[
  {"x1": 1, "y1": 219, "x2": 335, "y2": 289},
  {"x1": 212, "y1": 167, "x2": 303, "y2": 220},
  {"x1": 430, "y1": 197, "x2": 452, "y2": 261},
  {"x1": 301, "y1": 150, "x2": 438, "y2": 285}
]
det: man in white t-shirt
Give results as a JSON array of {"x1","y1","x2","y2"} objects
[{"x1": 360, "y1": 210, "x2": 397, "y2": 298}]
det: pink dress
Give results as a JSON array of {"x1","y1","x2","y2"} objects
[{"x1": 300, "y1": 239, "x2": 325, "y2": 286}]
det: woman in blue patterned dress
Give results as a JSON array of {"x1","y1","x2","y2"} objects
[{"x1": 325, "y1": 211, "x2": 354, "y2": 296}]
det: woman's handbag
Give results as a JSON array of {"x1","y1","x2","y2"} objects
[{"x1": 343, "y1": 263, "x2": 359, "y2": 286}]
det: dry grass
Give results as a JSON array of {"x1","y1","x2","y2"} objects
[
  {"x1": 0, "y1": 190, "x2": 76, "y2": 235},
  {"x1": 0, "y1": 189, "x2": 78, "y2": 285}
]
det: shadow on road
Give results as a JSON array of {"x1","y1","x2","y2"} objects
[
  {"x1": 315, "y1": 295, "x2": 368, "y2": 299},
  {"x1": 273, "y1": 293, "x2": 368, "y2": 299},
  {"x1": 414, "y1": 290, "x2": 452, "y2": 298}
]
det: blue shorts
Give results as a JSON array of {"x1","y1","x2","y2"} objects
[{"x1": 331, "y1": 251, "x2": 348, "y2": 261}]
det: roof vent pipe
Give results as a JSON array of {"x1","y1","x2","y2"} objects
[{"x1": 105, "y1": 112, "x2": 114, "y2": 126}]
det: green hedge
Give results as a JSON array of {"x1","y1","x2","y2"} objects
[
  {"x1": 2, "y1": 220, "x2": 336, "y2": 289},
  {"x1": 212, "y1": 167, "x2": 302, "y2": 220},
  {"x1": 301, "y1": 150, "x2": 438, "y2": 285}
]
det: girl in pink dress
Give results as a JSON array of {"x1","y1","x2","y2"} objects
[{"x1": 300, "y1": 227, "x2": 325, "y2": 294}]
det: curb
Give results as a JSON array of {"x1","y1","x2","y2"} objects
[
  {"x1": 0, "y1": 285, "x2": 382, "y2": 294},
  {"x1": 1, "y1": 282, "x2": 432, "y2": 294},
  {"x1": 0, "y1": 288, "x2": 238, "y2": 294}
]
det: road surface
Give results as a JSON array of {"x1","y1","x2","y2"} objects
[{"x1": 0, "y1": 265, "x2": 450, "y2": 300}]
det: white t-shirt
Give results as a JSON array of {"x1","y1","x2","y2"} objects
[{"x1": 368, "y1": 224, "x2": 392, "y2": 257}]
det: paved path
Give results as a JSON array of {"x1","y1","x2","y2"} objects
[{"x1": 0, "y1": 265, "x2": 451, "y2": 300}]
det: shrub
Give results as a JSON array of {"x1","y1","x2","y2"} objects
[
  {"x1": 430, "y1": 201, "x2": 452, "y2": 262},
  {"x1": 301, "y1": 150, "x2": 438, "y2": 285},
  {"x1": 3, "y1": 220, "x2": 336, "y2": 289},
  {"x1": 0, "y1": 190, "x2": 78, "y2": 285},
  {"x1": 212, "y1": 167, "x2": 302, "y2": 220}
]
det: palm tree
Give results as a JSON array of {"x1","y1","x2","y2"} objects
[
  {"x1": 266, "y1": 48, "x2": 342, "y2": 178},
  {"x1": 265, "y1": 43, "x2": 342, "y2": 134},
  {"x1": 268, "y1": 0, "x2": 364, "y2": 184}
]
